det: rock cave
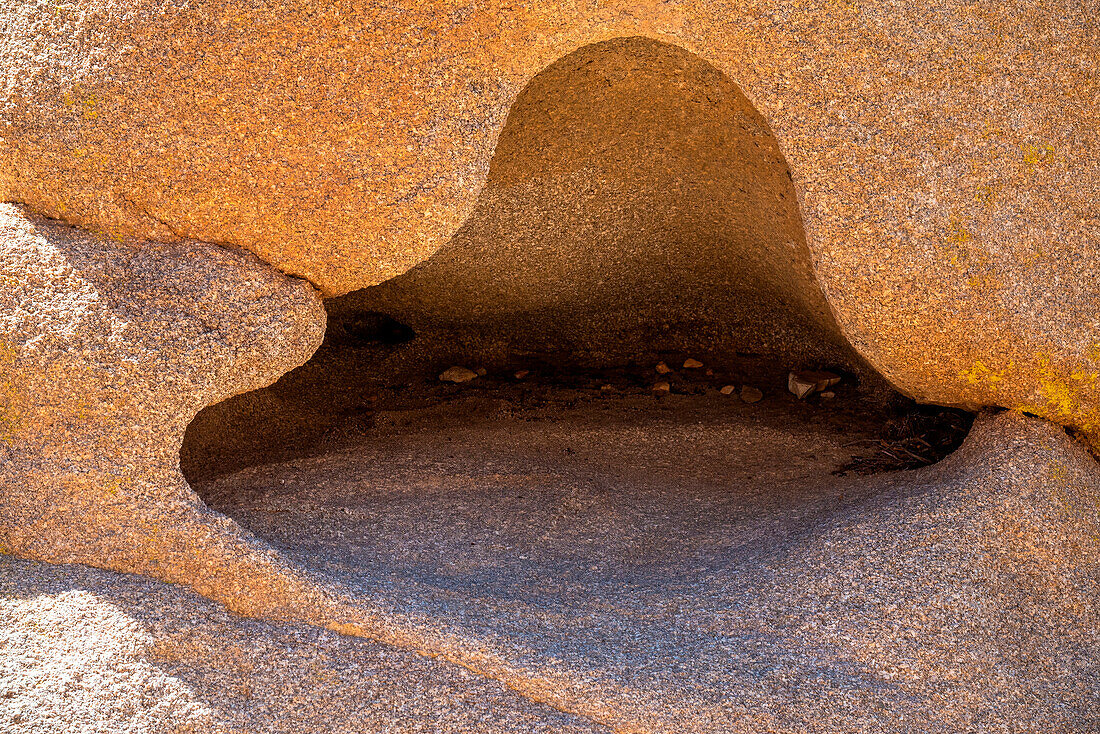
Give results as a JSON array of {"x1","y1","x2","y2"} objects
[{"x1": 2, "y1": 6, "x2": 1098, "y2": 734}]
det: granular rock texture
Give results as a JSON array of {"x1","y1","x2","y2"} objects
[
  {"x1": 0, "y1": 558, "x2": 607, "y2": 734},
  {"x1": 3, "y1": 2, "x2": 1098, "y2": 438},
  {"x1": 2, "y1": 3, "x2": 1099, "y2": 729},
  {"x1": 195, "y1": 407, "x2": 1100, "y2": 732},
  {"x1": 0, "y1": 203, "x2": 329, "y2": 620},
  {"x1": 8, "y1": 406, "x2": 1097, "y2": 733},
  {"x1": 332, "y1": 38, "x2": 864, "y2": 376}
]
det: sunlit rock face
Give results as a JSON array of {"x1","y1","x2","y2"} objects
[
  {"x1": 0, "y1": 204, "x2": 329, "y2": 619},
  {"x1": 2, "y1": 1, "x2": 1098, "y2": 438},
  {"x1": 0, "y1": 5, "x2": 1098, "y2": 728},
  {"x1": 0, "y1": 588, "x2": 218, "y2": 731}
]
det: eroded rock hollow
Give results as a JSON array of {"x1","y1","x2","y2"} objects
[
  {"x1": 2, "y1": 4, "x2": 1099, "y2": 733},
  {"x1": 182, "y1": 38, "x2": 894, "y2": 481}
]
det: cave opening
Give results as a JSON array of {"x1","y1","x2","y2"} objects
[{"x1": 180, "y1": 38, "x2": 972, "y2": 585}]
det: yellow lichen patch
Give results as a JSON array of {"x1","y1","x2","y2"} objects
[
  {"x1": 1024, "y1": 246, "x2": 1045, "y2": 266},
  {"x1": 961, "y1": 359, "x2": 1011, "y2": 388},
  {"x1": 966, "y1": 271, "x2": 1001, "y2": 292},
  {"x1": 1070, "y1": 369, "x2": 1099, "y2": 387},
  {"x1": 1011, "y1": 355, "x2": 1100, "y2": 442},
  {"x1": 1037, "y1": 357, "x2": 1084, "y2": 419},
  {"x1": 943, "y1": 214, "x2": 973, "y2": 266},
  {"x1": 1021, "y1": 142, "x2": 1055, "y2": 172},
  {"x1": 82, "y1": 95, "x2": 98, "y2": 121},
  {"x1": 973, "y1": 184, "x2": 997, "y2": 207},
  {"x1": 100, "y1": 473, "x2": 124, "y2": 498}
]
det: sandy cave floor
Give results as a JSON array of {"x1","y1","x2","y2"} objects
[{"x1": 3, "y1": 384, "x2": 1098, "y2": 733}]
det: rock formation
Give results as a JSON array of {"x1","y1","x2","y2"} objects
[
  {"x1": 0, "y1": 204, "x2": 328, "y2": 619},
  {"x1": 331, "y1": 38, "x2": 862, "y2": 376},
  {"x1": 6, "y1": 409, "x2": 1099, "y2": 731},
  {"x1": 3, "y1": 1, "x2": 1097, "y2": 437},
  {"x1": 0, "y1": 2, "x2": 1098, "y2": 730}
]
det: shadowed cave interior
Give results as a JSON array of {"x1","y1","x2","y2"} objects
[{"x1": 179, "y1": 38, "x2": 972, "y2": 585}]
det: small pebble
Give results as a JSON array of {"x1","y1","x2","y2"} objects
[
  {"x1": 476, "y1": 367, "x2": 488, "y2": 376},
  {"x1": 652, "y1": 381, "x2": 671, "y2": 394},
  {"x1": 740, "y1": 386, "x2": 764, "y2": 403},
  {"x1": 788, "y1": 372, "x2": 816, "y2": 399},
  {"x1": 820, "y1": 391, "x2": 836, "y2": 400},
  {"x1": 655, "y1": 362, "x2": 673, "y2": 374},
  {"x1": 514, "y1": 370, "x2": 530, "y2": 379},
  {"x1": 440, "y1": 366, "x2": 478, "y2": 383},
  {"x1": 788, "y1": 370, "x2": 841, "y2": 398},
  {"x1": 683, "y1": 358, "x2": 704, "y2": 369},
  {"x1": 720, "y1": 385, "x2": 737, "y2": 395}
]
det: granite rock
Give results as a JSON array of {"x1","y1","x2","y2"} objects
[
  {"x1": 0, "y1": 557, "x2": 605, "y2": 734},
  {"x1": 5, "y1": 1, "x2": 1092, "y2": 434},
  {"x1": 57, "y1": 406, "x2": 1100, "y2": 732},
  {"x1": 331, "y1": 38, "x2": 862, "y2": 378},
  {"x1": 0, "y1": 203, "x2": 330, "y2": 620}
]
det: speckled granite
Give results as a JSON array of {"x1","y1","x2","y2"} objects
[
  {"x1": 0, "y1": 203, "x2": 331, "y2": 621},
  {"x1": 330, "y1": 38, "x2": 868, "y2": 379},
  {"x1": 1, "y1": 4, "x2": 1098, "y2": 729},
  {"x1": 0, "y1": 557, "x2": 607, "y2": 734},
  {"x1": 4, "y1": 409, "x2": 1097, "y2": 732},
  {"x1": 2, "y1": 1, "x2": 1097, "y2": 436},
  {"x1": 192, "y1": 408, "x2": 1100, "y2": 732}
]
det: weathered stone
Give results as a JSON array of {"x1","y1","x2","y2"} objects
[
  {"x1": 0, "y1": 13, "x2": 1098, "y2": 729},
  {"x1": 788, "y1": 370, "x2": 840, "y2": 398},
  {"x1": 329, "y1": 37, "x2": 863, "y2": 384},
  {"x1": 169, "y1": 409, "x2": 1100, "y2": 730},
  {"x1": 5, "y1": 1, "x2": 1094, "y2": 437},
  {"x1": 440, "y1": 366, "x2": 478, "y2": 383},
  {"x1": 682, "y1": 358, "x2": 703, "y2": 369},
  {"x1": 739, "y1": 386, "x2": 764, "y2": 404},
  {"x1": 788, "y1": 372, "x2": 817, "y2": 399},
  {"x1": 0, "y1": 204, "x2": 329, "y2": 619}
]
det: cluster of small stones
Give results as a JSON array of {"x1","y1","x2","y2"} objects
[{"x1": 437, "y1": 358, "x2": 777, "y2": 402}]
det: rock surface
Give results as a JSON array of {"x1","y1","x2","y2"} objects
[
  {"x1": 9, "y1": 405, "x2": 1095, "y2": 732},
  {"x1": 439, "y1": 366, "x2": 479, "y2": 384},
  {"x1": 330, "y1": 38, "x2": 865, "y2": 381},
  {"x1": 0, "y1": 557, "x2": 605, "y2": 734},
  {"x1": 739, "y1": 386, "x2": 763, "y2": 403},
  {"x1": 3, "y1": 2, "x2": 1098, "y2": 437},
  {"x1": 0, "y1": 203, "x2": 329, "y2": 621},
  {"x1": 1, "y1": 3, "x2": 1099, "y2": 729},
  {"x1": 197, "y1": 407, "x2": 1100, "y2": 732}
]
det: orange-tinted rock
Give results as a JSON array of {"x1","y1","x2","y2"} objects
[
  {"x1": 332, "y1": 39, "x2": 862, "y2": 378},
  {"x1": 0, "y1": 204, "x2": 328, "y2": 619},
  {"x1": 3, "y1": 2, "x2": 1095, "y2": 437}
]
